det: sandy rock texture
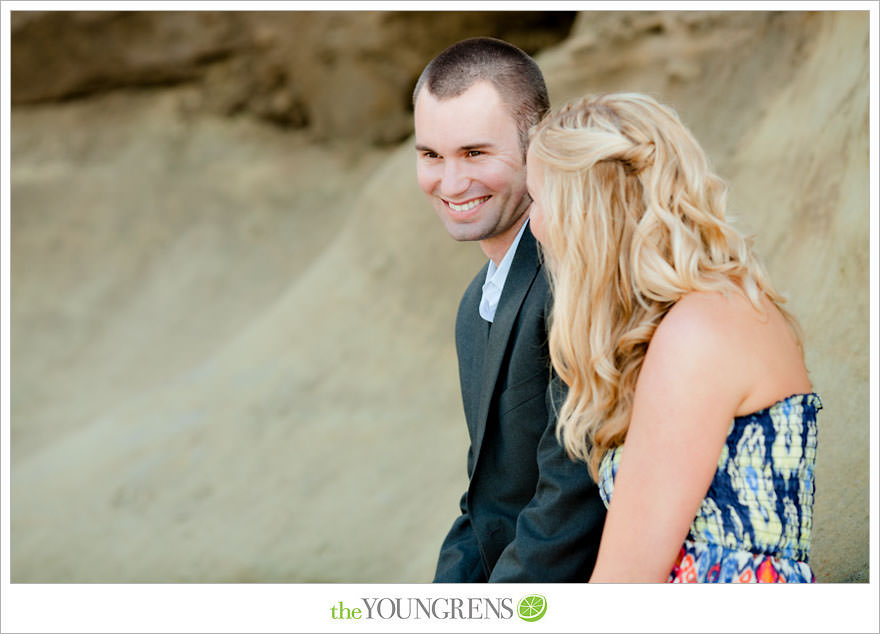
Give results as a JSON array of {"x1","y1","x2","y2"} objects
[
  {"x1": 9, "y1": 10, "x2": 870, "y2": 582},
  {"x1": 12, "y1": 10, "x2": 576, "y2": 144}
]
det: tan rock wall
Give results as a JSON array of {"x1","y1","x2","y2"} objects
[{"x1": 11, "y1": 10, "x2": 576, "y2": 143}]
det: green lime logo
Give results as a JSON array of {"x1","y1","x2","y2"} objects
[{"x1": 517, "y1": 594, "x2": 547, "y2": 622}]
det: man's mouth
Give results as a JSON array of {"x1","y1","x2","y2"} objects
[{"x1": 446, "y1": 196, "x2": 491, "y2": 213}]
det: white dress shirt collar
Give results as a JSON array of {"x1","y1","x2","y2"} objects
[{"x1": 479, "y1": 219, "x2": 529, "y2": 323}]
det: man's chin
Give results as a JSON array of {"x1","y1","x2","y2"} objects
[{"x1": 445, "y1": 224, "x2": 488, "y2": 243}]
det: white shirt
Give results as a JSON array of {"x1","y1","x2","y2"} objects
[{"x1": 479, "y1": 219, "x2": 529, "y2": 323}]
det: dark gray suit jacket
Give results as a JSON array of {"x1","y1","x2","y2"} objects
[{"x1": 434, "y1": 225, "x2": 606, "y2": 582}]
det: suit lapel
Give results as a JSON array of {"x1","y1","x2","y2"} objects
[
  {"x1": 472, "y1": 226, "x2": 541, "y2": 458},
  {"x1": 461, "y1": 295, "x2": 490, "y2": 431}
]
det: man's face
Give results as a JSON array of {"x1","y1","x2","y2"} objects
[{"x1": 414, "y1": 81, "x2": 531, "y2": 253}]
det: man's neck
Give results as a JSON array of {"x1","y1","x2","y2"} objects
[{"x1": 479, "y1": 214, "x2": 528, "y2": 266}]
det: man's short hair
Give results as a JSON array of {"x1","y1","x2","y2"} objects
[{"x1": 413, "y1": 37, "x2": 549, "y2": 154}]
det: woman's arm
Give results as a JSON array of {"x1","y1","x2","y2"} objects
[{"x1": 588, "y1": 291, "x2": 755, "y2": 582}]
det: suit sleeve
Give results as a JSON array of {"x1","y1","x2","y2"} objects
[
  {"x1": 488, "y1": 376, "x2": 607, "y2": 582},
  {"x1": 433, "y1": 443, "x2": 488, "y2": 582}
]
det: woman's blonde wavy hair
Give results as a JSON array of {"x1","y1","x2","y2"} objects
[{"x1": 528, "y1": 93, "x2": 801, "y2": 479}]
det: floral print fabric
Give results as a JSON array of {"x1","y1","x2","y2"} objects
[
  {"x1": 598, "y1": 392, "x2": 822, "y2": 583},
  {"x1": 668, "y1": 540, "x2": 814, "y2": 583}
]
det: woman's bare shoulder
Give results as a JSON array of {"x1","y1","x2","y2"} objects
[
  {"x1": 650, "y1": 291, "x2": 753, "y2": 354},
  {"x1": 648, "y1": 290, "x2": 810, "y2": 415}
]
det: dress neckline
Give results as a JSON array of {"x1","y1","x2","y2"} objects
[{"x1": 733, "y1": 391, "x2": 822, "y2": 420}]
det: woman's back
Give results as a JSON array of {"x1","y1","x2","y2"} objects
[{"x1": 588, "y1": 289, "x2": 817, "y2": 582}]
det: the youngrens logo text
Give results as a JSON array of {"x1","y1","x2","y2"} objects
[
  {"x1": 329, "y1": 595, "x2": 546, "y2": 622},
  {"x1": 330, "y1": 597, "x2": 515, "y2": 621},
  {"x1": 329, "y1": 598, "x2": 513, "y2": 621}
]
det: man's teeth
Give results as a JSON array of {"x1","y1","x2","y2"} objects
[{"x1": 448, "y1": 197, "x2": 489, "y2": 212}]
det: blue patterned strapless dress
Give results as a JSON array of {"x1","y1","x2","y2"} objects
[{"x1": 598, "y1": 392, "x2": 822, "y2": 582}]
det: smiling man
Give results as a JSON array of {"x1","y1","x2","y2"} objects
[
  {"x1": 413, "y1": 37, "x2": 606, "y2": 583},
  {"x1": 415, "y1": 79, "x2": 530, "y2": 263}
]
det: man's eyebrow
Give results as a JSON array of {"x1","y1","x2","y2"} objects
[
  {"x1": 461, "y1": 141, "x2": 496, "y2": 151},
  {"x1": 414, "y1": 141, "x2": 497, "y2": 152}
]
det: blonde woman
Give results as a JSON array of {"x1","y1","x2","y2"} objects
[{"x1": 526, "y1": 93, "x2": 821, "y2": 583}]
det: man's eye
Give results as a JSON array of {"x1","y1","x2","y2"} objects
[
  {"x1": 466, "y1": 150, "x2": 483, "y2": 157},
  {"x1": 423, "y1": 151, "x2": 439, "y2": 159}
]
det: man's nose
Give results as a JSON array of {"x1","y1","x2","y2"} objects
[{"x1": 439, "y1": 160, "x2": 470, "y2": 198}]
